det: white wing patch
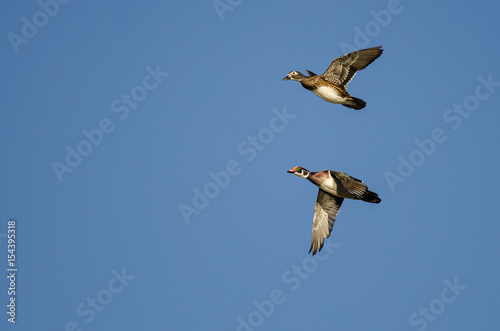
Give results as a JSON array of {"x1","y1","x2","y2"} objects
[{"x1": 310, "y1": 190, "x2": 344, "y2": 255}]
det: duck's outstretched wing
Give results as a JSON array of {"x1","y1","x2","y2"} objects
[
  {"x1": 330, "y1": 171, "x2": 368, "y2": 198},
  {"x1": 309, "y1": 189, "x2": 344, "y2": 255},
  {"x1": 330, "y1": 171, "x2": 381, "y2": 203},
  {"x1": 322, "y1": 46, "x2": 383, "y2": 89}
]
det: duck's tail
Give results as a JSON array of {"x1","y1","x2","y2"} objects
[
  {"x1": 363, "y1": 190, "x2": 381, "y2": 203},
  {"x1": 343, "y1": 97, "x2": 366, "y2": 110}
]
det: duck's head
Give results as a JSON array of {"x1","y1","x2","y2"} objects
[
  {"x1": 287, "y1": 166, "x2": 310, "y2": 178},
  {"x1": 283, "y1": 71, "x2": 306, "y2": 81}
]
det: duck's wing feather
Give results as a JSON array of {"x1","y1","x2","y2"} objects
[
  {"x1": 321, "y1": 46, "x2": 383, "y2": 89},
  {"x1": 309, "y1": 189, "x2": 344, "y2": 255},
  {"x1": 306, "y1": 70, "x2": 317, "y2": 77},
  {"x1": 330, "y1": 171, "x2": 368, "y2": 198}
]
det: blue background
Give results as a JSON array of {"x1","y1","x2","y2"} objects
[{"x1": 1, "y1": 1, "x2": 499, "y2": 330}]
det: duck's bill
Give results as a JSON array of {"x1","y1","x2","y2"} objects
[{"x1": 283, "y1": 76, "x2": 290, "y2": 80}]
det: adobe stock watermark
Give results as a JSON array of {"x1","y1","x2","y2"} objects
[
  {"x1": 51, "y1": 64, "x2": 169, "y2": 183},
  {"x1": 408, "y1": 277, "x2": 467, "y2": 331},
  {"x1": 384, "y1": 73, "x2": 499, "y2": 192},
  {"x1": 213, "y1": 0, "x2": 244, "y2": 21},
  {"x1": 339, "y1": 0, "x2": 409, "y2": 53},
  {"x1": 64, "y1": 267, "x2": 135, "y2": 331},
  {"x1": 7, "y1": 0, "x2": 72, "y2": 54},
  {"x1": 178, "y1": 106, "x2": 296, "y2": 224},
  {"x1": 235, "y1": 242, "x2": 340, "y2": 331}
]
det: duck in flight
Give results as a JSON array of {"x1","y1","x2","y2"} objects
[
  {"x1": 287, "y1": 166, "x2": 381, "y2": 255},
  {"x1": 283, "y1": 46, "x2": 383, "y2": 110}
]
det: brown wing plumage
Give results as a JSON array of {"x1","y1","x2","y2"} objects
[
  {"x1": 306, "y1": 70, "x2": 317, "y2": 77},
  {"x1": 321, "y1": 46, "x2": 383, "y2": 89},
  {"x1": 330, "y1": 171, "x2": 381, "y2": 203},
  {"x1": 310, "y1": 189, "x2": 344, "y2": 255},
  {"x1": 330, "y1": 171, "x2": 368, "y2": 199}
]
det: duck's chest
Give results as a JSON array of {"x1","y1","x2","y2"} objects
[{"x1": 311, "y1": 86, "x2": 347, "y2": 104}]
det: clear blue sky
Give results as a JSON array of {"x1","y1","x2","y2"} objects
[{"x1": 1, "y1": 1, "x2": 500, "y2": 330}]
